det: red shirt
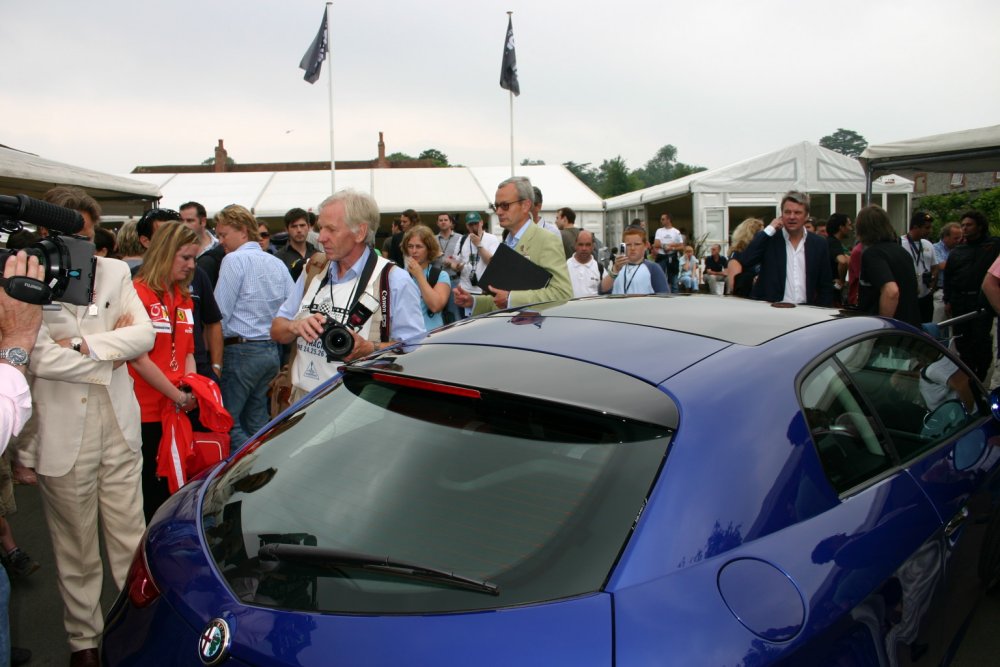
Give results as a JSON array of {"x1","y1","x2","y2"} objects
[{"x1": 129, "y1": 281, "x2": 195, "y2": 422}]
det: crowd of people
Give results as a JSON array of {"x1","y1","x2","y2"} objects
[{"x1": 0, "y1": 177, "x2": 999, "y2": 665}]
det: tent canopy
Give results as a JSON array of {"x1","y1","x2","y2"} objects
[
  {"x1": 606, "y1": 141, "x2": 910, "y2": 210},
  {"x1": 860, "y1": 124, "x2": 1000, "y2": 175},
  {"x1": 0, "y1": 146, "x2": 160, "y2": 216},
  {"x1": 124, "y1": 164, "x2": 602, "y2": 219}
]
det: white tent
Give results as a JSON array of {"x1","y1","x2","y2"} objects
[
  {"x1": 0, "y1": 145, "x2": 160, "y2": 216},
  {"x1": 860, "y1": 124, "x2": 1000, "y2": 197},
  {"x1": 604, "y1": 142, "x2": 912, "y2": 250},
  {"x1": 122, "y1": 164, "x2": 603, "y2": 236}
]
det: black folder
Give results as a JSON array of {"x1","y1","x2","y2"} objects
[{"x1": 478, "y1": 243, "x2": 552, "y2": 293}]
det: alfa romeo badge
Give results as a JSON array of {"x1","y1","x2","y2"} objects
[{"x1": 198, "y1": 618, "x2": 232, "y2": 665}]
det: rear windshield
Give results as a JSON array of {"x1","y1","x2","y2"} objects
[{"x1": 202, "y1": 373, "x2": 672, "y2": 614}]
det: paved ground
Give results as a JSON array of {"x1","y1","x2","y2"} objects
[
  {"x1": 8, "y1": 483, "x2": 117, "y2": 666},
  {"x1": 5, "y1": 481, "x2": 1000, "y2": 666}
]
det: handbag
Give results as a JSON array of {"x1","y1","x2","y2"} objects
[{"x1": 188, "y1": 431, "x2": 230, "y2": 477}]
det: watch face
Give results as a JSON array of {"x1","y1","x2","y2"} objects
[{"x1": 2, "y1": 348, "x2": 28, "y2": 366}]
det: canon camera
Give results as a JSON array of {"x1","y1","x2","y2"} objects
[{"x1": 317, "y1": 292, "x2": 380, "y2": 361}]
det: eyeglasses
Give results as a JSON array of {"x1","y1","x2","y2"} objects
[
  {"x1": 490, "y1": 199, "x2": 525, "y2": 212},
  {"x1": 259, "y1": 232, "x2": 270, "y2": 238}
]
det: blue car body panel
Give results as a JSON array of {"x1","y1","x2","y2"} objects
[{"x1": 101, "y1": 296, "x2": 1000, "y2": 666}]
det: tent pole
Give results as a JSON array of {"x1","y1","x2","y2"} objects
[
  {"x1": 327, "y1": 1, "x2": 336, "y2": 193},
  {"x1": 509, "y1": 90, "x2": 515, "y2": 177}
]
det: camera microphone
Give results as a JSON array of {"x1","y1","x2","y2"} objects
[{"x1": 0, "y1": 194, "x2": 84, "y2": 235}]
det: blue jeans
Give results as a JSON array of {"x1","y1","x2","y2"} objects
[{"x1": 221, "y1": 341, "x2": 280, "y2": 447}]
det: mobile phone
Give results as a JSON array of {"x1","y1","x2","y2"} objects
[{"x1": 618, "y1": 243, "x2": 626, "y2": 255}]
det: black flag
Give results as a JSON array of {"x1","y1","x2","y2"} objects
[
  {"x1": 499, "y1": 15, "x2": 519, "y2": 96},
  {"x1": 299, "y1": 8, "x2": 329, "y2": 84}
]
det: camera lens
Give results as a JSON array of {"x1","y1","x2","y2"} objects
[{"x1": 320, "y1": 323, "x2": 355, "y2": 361}]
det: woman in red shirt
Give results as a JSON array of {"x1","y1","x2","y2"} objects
[{"x1": 128, "y1": 222, "x2": 200, "y2": 520}]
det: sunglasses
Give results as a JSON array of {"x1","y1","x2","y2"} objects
[
  {"x1": 259, "y1": 231, "x2": 270, "y2": 238},
  {"x1": 490, "y1": 198, "x2": 525, "y2": 212},
  {"x1": 140, "y1": 208, "x2": 181, "y2": 224}
]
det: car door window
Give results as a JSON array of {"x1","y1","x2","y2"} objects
[
  {"x1": 836, "y1": 334, "x2": 984, "y2": 463},
  {"x1": 801, "y1": 358, "x2": 892, "y2": 494}
]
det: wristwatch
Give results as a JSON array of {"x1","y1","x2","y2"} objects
[
  {"x1": 0, "y1": 347, "x2": 30, "y2": 367},
  {"x1": 71, "y1": 337, "x2": 83, "y2": 353}
]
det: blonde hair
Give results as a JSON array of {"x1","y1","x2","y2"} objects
[
  {"x1": 115, "y1": 219, "x2": 145, "y2": 258},
  {"x1": 136, "y1": 222, "x2": 198, "y2": 297},
  {"x1": 401, "y1": 224, "x2": 441, "y2": 263},
  {"x1": 214, "y1": 204, "x2": 259, "y2": 242},
  {"x1": 730, "y1": 218, "x2": 764, "y2": 253}
]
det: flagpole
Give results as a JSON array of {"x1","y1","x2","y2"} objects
[
  {"x1": 507, "y1": 11, "x2": 514, "y2": 177},
  {"x1": 326, "y1": 1, "x2": 336, "y2": 193}
]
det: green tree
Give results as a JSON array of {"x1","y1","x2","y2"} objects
[
  {"x1": 520, "y1": 158, "x2": 545, "y2": 166},
  {"x1": 919, "y1": 187, "x2": 1000, "y2": 236},
  {"x1": 563, "y1": 161, "x2": 599, "y2": 191},
  {"x1": 418, "y1": 148, "x2": 449, "y2": 167},
  {"x1": 819, "y1": 128, "x2": 868, "y2": 158},
  {"x1": 597, "y1": 156, "x2": 643, "y2": 198},
  {"x1": 386, "y1": 151, "x2": 415, "y2": 162},
  {"x1": 632, "y1": 144, "x2": 706, "y2": 188}
]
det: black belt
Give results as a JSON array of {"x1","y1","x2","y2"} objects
[{"x1": 223, "y1": 336, "x2": 272, "y2": 347}]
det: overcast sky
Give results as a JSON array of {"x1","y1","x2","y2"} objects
[{"x1": 3, "y1": 0, "x2": 998, "y2": 178}]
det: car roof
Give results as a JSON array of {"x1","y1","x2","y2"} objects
[{"x1": 441, "y1": 294, "x2": 853, "y2": 347}]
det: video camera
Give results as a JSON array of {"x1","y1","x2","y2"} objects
[
  {"x1": 0, "y1": 194, "x2": 96, "y2": 306},
  {"x1": 317, "y1": 292, "x2": 380, "y2": 361}
]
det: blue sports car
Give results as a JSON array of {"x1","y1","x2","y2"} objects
[{"x1": 103, "y1": 295, "x2": 1000, "y2": 666}]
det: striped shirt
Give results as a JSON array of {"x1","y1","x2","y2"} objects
[{"x1": 215, "y1": 242, "x2": 294, "y2": 339}]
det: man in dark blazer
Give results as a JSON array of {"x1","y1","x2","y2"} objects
[{"x1": 741, "y1": 191, "x2": 834, "y2": 307}]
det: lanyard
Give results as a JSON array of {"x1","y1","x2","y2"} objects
[
  {"x1": 156, "y1": 286, "x2": 179, "y2": 372},
  {"x1": 623, "y1": 264, "x2": 641, "y2": 293},
  {"x1": 308, "y1": 250, "x2": 378, "y2": 323},
  {"x1": 906, "y1": 235, "x2": 926, "y2": 271}
]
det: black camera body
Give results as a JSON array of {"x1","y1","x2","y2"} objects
[
  {"x1": 921, "y1": 271, "x2": 934, "y2": 288},
  {"x1": 317, "y1": 293, "x2": 378, "y2": 361},
  {"x1": 0, "y1": 194, "x2": 96, "y2": 306}
]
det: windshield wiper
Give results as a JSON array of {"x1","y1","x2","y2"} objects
[{"x1": 257, "y1": 543, "x2": 500, "y2": 596}]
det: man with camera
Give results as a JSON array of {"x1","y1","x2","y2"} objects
[
  {"x1": 13, "y1": 186, "x2": 154, "y2": 666},
  {"x1": 453, "y1": 212, "x2": 499, "y2": 317},
  {"x1": 902, "y1": 211, "x2": 938, "y2": 324},
  {"x1": 270, "y1": 191, "x2": 425, "y2": 403}
]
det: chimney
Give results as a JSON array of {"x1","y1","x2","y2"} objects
[
  {"x1": 215, "y1": 139, "x2": 228, "y2": 173},
  {"x1": 377, "y1": 131, "x2": 387, "y2": 168}
]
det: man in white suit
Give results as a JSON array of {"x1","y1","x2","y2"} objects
[{"x1": 13, "y1": 187, "x2": 154, "y2": 667}]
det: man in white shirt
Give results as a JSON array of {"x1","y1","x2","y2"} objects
[
  {"x1": 567, "y1": 230, "x2": 603, "y2": 297},
  {"x1": 652, "y1": 213, "x2": 684, "y2": 291},
  {"x1": 454, "y1": 212, "x2": 500, "y2": 316},
  {"x1": 902, "y1": 211, "x2": 938, "y2": 324},
  {"x1": 530, "y1": 186, "x2": 561, "y2": 238}
]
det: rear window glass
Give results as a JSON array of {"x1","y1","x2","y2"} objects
[{"x1": 202, "y1": 373, "x2": 672, "y2": 614}]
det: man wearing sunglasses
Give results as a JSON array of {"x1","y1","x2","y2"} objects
[{"x1": 453, "y1": 177, "x2": 572, "y2": 314}]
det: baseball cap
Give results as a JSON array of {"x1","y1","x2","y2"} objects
[
  {"x1": 465, "y1": 212, "x2": 483, "y2": 224},
  {"x1": 910, "y1": 210, "x2": 934, "y2": 226}
]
